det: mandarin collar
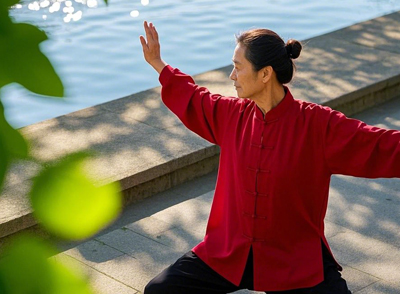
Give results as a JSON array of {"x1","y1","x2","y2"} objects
[{"x1": 254, "y1": 86, "x2": 294, "y2": 122}]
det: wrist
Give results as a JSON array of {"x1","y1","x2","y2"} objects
[{"x1": 151, "y1": 59, "x2": 168, "y2": 74}]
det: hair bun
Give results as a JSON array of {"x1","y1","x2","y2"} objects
[{"x1": 285, "y1": 39, "x2": 302, "y2": 59}]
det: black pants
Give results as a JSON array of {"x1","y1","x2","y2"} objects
[{"x1": 144, "y1": 244, "x2": 351, "y2": 294}]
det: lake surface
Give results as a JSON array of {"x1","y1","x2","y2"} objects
[{"x1": 5, "y1": 0, "x2": 400, "y2": 128}]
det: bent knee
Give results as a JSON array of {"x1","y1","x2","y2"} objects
[{"x1": 144, "y1": 279, "x2": 168, "y2": 294}]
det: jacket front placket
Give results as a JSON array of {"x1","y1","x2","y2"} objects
[{"x1": 242, "y1": 113, "x2": 277, "y2": 243}]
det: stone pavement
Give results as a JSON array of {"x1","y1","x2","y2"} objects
[{"x1": 55, "y1": 97, "x2": 400, "y2": 293}]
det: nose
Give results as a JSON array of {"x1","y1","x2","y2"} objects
[{"x1": 229, "y1": 68, "x2": 236, "y2": 81}]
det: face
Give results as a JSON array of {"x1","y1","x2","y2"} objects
[{"x1": 229, "y1": 43, "x2": 265, "y2": 100}]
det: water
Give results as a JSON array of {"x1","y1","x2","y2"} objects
[{"x1": 4, "y1": 0, "x2": 400, "y2": 128}]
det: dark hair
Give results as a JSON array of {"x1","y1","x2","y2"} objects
[{"x1": 236, "y1": 29, "x2": 302, "y2": 84}]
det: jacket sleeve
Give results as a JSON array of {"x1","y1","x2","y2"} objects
[
  {"x1": 323, "y1": 109, "x2": 400, "y2": 178},
  {"x1": 159, "y1": 65, "x2": 233, "y2": 146}
]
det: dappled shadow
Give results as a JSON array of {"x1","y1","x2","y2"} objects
[
  {"x1": 62, "y1": 171, "x2": 264, "y2": 293},
  {"x1": 194, "y1": 65, "x2": 236, "y2": 97},
  {"x1": 60, "y1": 171, "x2": 217, "y2": 291},
  {"x1": 0, "y1": 81, "x2": 220, "y2": 240},
  {"x1": 20, "y1": 85, "x2": 216, "y2": 185},
  {"x1": 291, "y1": 11, "x2": 400, "y2": 109},
  {"x1": 328, "y1": 12, "x2": 400, "y2": 55},
  {"x1": 59, "y1": 170, "x2": 217, "y2": 251},
  {"x1": 353, "y1": 280, "x2": 400, "y2": 294},
  {"x1": 327, "y1": 175, "x2": 400, "y2": 247}
]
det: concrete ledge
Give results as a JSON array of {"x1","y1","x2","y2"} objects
[
  {"x1": 0, "y1": 153, "x2": 220, "y2": 248},
  {"x1": 121, "y1": 151, "x2": 220, "y2": 206},
  {"x1": 324, "y1": 74, "x2": 400, "y2": 115},
  {"x1": 1, "y1": 11, "x2": 400, "y2": 241}
]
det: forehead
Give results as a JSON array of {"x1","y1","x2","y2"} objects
[{"x1": 232, "y1": 43, "x2": 247, "y2": 63}]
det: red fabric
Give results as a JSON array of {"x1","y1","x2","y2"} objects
[{"x1": 159, "y1": 65, "x2": 400, "y2": 291}]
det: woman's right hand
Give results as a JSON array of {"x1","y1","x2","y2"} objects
[{"x1": 140, "y1": 21, "x2": 167, "y2": 74}]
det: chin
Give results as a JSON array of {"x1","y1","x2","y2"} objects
[{"x1": 236, "y1": 90, "x2": 244, "y2": 98}]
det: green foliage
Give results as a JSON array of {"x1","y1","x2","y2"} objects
[
  {"x1": 0, "y1": 0, "x2": 19, "y2": 27},
  {"x1": 4, "y1": 0, "x2": 21, "y2": 7},
  {"x1": 30, "y1": 153, "x2": 122, "y2": 240},
  {"x1": 0, "y1": 235, "x2": 94, "y2": 294},
  {"x1": 0, "y1": 22, "x2": 64, "y2": 97},
  {"x1": 0, "y1": 0, "x2": 64, "y2": 97},
  {"x1": 0, "y1": 99, "x2": 28, "y2": 192},
  {"x1": 0, "y1": 274, "x2": 7, "y2": 294},
  {"x1": 0, "y1": 10, "x2": 11, "y2": 34},
  {"x1": 0, "y1": 0, "x2": 121, "y2": 292}
]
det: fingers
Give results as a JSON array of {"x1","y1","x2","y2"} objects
[
  {"x1": 142, "y1": 21, "x2": 159, "y2": 44},
  {"x1": 139, "y1": 35, "x2": 148, "y2": 50},
  {"x1": 143, "y1": 21, "x2": 151, "y2": 44},
  {"x1": 140, "y1": 20, "x2": 164, "y2": 70},
  {"x1": 150, "y1": 22, "x2": 159, "y2": 42},
  {"x1": 144, "y1": 21, "x2": 152, "y2": 43}
]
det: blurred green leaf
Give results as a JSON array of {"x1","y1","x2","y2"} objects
[
  {"x1": 0, "y1": 23, "x2": 64, "y2": 97},
  {"x1": 0, "y1": 234, "x2": 94, "y2": 294},
  {"x1": 0, "y1": 6, "x2": 12, "y2": 36},
  {"x1": 49, "y1": 258, "x2": 94, "y2": 294},
  {"x1": 30, "y1": 153, "x2": 122, "y2": 240},
  {"x1": 0, "y1": 274, "x2": 7, "y2": 294},
  {"x1": 0, "y1": 0, "x2": 20, "y2": 31},
  {"x1": 0, "y1": 235, "x2": 56, "y2": 294},
  {"x1": 2, "y1": 0, "x2": 21, "y2": 8},
  {"x1": 0, "y1": 99, "x2": 28, "y2": 193}
]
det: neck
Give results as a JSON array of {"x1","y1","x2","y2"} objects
[{"x1": 254, "y1": 83, "x2": 286, "y2": 115}]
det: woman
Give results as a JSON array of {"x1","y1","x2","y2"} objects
[{"x1": 139, "y1": 21, "x2": 400, "y2": 293}]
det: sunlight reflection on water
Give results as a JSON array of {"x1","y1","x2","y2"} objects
[
  {"x1": 14, "y1": 0, "x2": 148, "y2": 22},
  {"x1": 4, "y1": 0, "x2": 400, "y2": 128}
]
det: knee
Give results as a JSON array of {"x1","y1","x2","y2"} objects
[
  {"x1": 143, "y1": 283, "x2": 154, "y2": 294},
  {"x1": 143, "y1": 282, "x2": 156, "y2": 294},
  {"x1": 144, "y1": 279, "x2": 166, "y2": 294}
]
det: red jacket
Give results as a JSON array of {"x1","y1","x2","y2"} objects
[{"x1": 159, "y1": 65, "x2": 400, "y2": 291}]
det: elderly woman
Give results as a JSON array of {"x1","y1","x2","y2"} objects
[{"x1": 139, "y1": 21, "x2": 400, "y2": 294}]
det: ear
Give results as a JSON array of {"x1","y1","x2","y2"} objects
[{"x1": 261, "y1": 66, "x2": 273, "y2": 83}]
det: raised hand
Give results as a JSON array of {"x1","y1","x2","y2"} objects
[{"x1": 140, "y1": 21, "x2": 167, "y2": 74}]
